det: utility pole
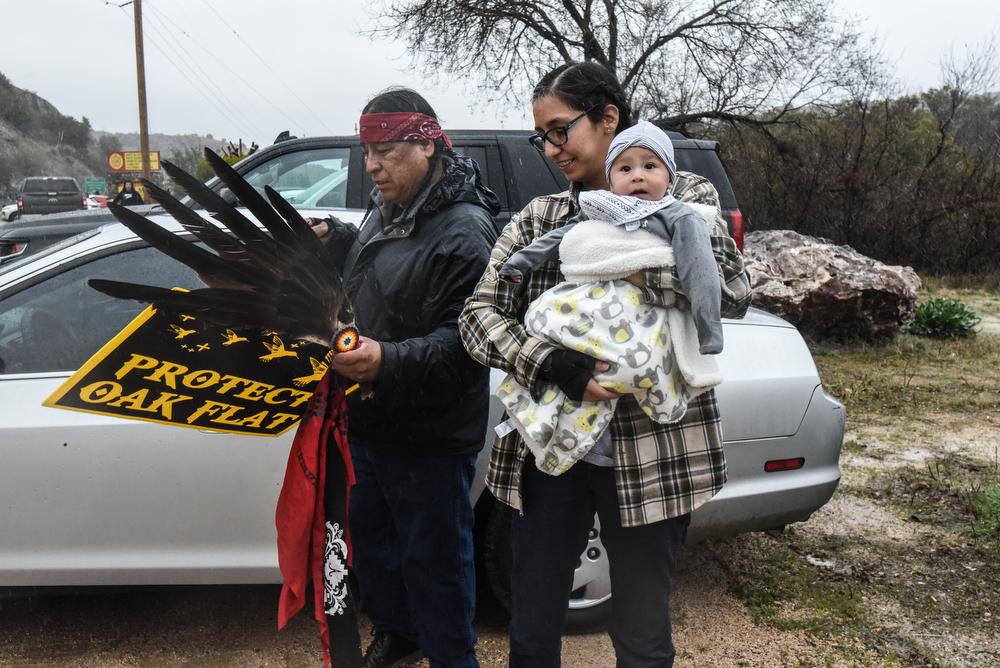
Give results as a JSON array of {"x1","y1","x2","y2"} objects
[{"x1": 132, "y1": 0, "x2": 152, "y2": 193}]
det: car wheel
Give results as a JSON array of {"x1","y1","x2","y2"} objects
[
  {"x1": 480, "y1": 502, "x2": 612, "y2": 633},
  {"x1": 5, "y1": 211, "x2": 16, "y2": 222}
]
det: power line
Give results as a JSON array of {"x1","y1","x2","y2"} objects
[
  {"x1": 105, "y1": 0, "x2": 251, "y2": 142},
  {"x1": 197, "y1": 0, "x2": 335, "y2": 134},
  {"x1": 110, "y1": 2, "x2": 257, "y2": 141},
  {"x1": 140, "y1": 6, "x2": 265, "y2": 139},
  {"x1": 144, "y1": 0, "x2": 308, "y2": 138}
]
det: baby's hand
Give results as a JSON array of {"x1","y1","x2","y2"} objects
[
  {"x1": 623, "y1": 271, "x2": 645, "y2": 288},
  {"x1": 498, "y1": 265, "x2": 525, "y2": 283}
]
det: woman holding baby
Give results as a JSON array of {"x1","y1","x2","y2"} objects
[{"x1": 458, "y1": 62, "x2": 752, "y2": 667}]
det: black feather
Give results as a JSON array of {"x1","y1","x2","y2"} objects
[
  {"x1": 92, "y1": 151, "x2": 354, "y2": 347},
  {"x1": 138, "y1": 178, "x2": 248, "y2": 260},
  {"x1": 160, "y1": 159, "x2": 270, "y2": 247},
  {"x1": 88, "y1": 279, "x2": 317, "y2": 332},
  {"x1": 108, "y1": 203, "x2": 257, "y2": 285},
  {"x1": 202, "y1": 149, "x2": 298, "y2": 248}
]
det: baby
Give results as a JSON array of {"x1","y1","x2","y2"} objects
[{"x1": 501, "y1": 120, "x2": 722, "y2": 354}]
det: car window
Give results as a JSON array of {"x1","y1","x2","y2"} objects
[
  {"x1": 0, "y1": 246, "x2": 203, "y2": 375},
  {"x1": 505, "y1": 142, "x2": 567, "y2": 209},
  {"x1": 23, "y1": 178, "x2": 80, "y2": 194},
  {"x1": 240, "y1": 148, "x2": 350, "y2": 210},
  {"x1": 455, "y1": 146, "x2": 487, "y2": 173},
  {"x1": 673, "y1": 148, "x2": 738, "y2": 210}
]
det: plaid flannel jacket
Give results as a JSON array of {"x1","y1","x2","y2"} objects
[{"x1": 457, "y1": 171, "x2": 752, "y2": 527}]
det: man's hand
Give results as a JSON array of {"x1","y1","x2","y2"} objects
[
  {"x1": 329, "y1": 336, "x2": 382, "y2": 382},
  {"x1": 307, "y1": 217, "x2": 329, "y2": 238}
]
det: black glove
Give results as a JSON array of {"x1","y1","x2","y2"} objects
[{"x1": 540, "y1": 349, "x2": 596, "y2": 401}]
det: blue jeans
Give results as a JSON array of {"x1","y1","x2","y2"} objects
[
  {"x1": 348, "y1": 436, "x2": 479, "y2": 668},
  {"x1": 509, "y1": 460, "x2": 690, "y2": 668}
]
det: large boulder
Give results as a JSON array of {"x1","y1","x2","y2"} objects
[{"x1": 743, "y1": 230, "x2": 921, "y2": 340}]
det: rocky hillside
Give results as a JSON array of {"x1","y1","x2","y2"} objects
[{"x1": 0, "y1": 72, "x2": 224, "y2": 199}]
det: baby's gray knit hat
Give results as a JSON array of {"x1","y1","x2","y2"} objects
[{"x1": 605, "y1": 120, "x2": 677, "y2": 183}]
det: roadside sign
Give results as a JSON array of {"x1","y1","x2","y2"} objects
[
  {"x1": 106, "y1": 150, "x2": 161, "y2": 173},
  {"x1": 84, "y1": 177, "x2": 106, "y2": 194}
]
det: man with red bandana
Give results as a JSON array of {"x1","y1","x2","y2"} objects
[{"x1": 314, "y1": 88, "x2": 498, "y2": 668}]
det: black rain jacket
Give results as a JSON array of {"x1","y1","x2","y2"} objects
[{"x1": 338, "y1": 151, "x2": 499, "y2": 455}]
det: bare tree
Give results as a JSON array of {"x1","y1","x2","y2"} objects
[{"x1": 371, "y1": 0, "x2": 877, "y2": 132}]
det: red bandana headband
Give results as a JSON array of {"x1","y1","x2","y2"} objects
[{"x1": 358, "y1": 112, "x2": 452, "y2": 148}]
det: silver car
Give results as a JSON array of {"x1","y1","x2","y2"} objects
[{"x1": 0, "y1": 206, "x2": 844, "y2": 627}]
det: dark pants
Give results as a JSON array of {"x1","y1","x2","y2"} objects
[
  {"x1": 509, "y1": 460, "x2": 690, "y2": 668},
  {"x1": 348, "y1": 436, "x2": 479, "y2": 668}
]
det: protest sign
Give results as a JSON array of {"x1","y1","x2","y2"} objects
[{"x1": 45, "y1": 304, "x2": 332, "y2": 436}]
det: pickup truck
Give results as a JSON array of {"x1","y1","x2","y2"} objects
[
  {"x1": 16, "y1": 176, "x2": 86, "y2": 217},
  {"x1": 0, "y1": 131, "x2": 744, "y2": 265}
]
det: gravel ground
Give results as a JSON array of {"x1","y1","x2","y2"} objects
[{"x1": 0, "y1": 546, "x2": 837, "y2": 668}]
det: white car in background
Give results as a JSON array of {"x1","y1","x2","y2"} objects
[{"x1": 1, "y1": 203, "x2": 18, "y2": 222}]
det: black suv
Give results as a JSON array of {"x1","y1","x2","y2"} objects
[{"x1": 0, "y1": 132, "x2": 743, "y2": 264}]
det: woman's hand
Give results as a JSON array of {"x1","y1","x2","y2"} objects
[
  {"x1": 582, "y1": 361, "x2": 622, "y2": 401},
  {"x1": 329, "y1": 336, "x2": 382, "y2": 382},
  {"x1": 542, "y1": 352, "x2": 622, "y2": 401}
]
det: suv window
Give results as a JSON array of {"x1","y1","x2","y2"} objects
[
  {"x1": 0, "y1": 246, "x2": 202, "y2": 375},
  {"x1": 22, "y1": 178, "x2": 80, "y2": 194},
  {"x1": 673, "y1": 148, "x2": 738, "y2": 210},
  {"x1": 504, "y1": 142, "x2": 568, "y2": 208},
  {"x1": 241, "y1": 148, "x2": 350, "y2": 210}
]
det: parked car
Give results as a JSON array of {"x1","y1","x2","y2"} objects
[
  {"x1": 1, "y1": 203, "x2": 18, "y2": 223},
  {"x1": 0, "y1": 133, "x2": 842, "y2": 628},
  {"x1": 84, "y1": 194, "x2": 109, "y2": 209},
  {"x1": 16, "y1": 176, "x2": 86, "y2": 217},
  {"x1": 0, "y1": 131, "x2": 744, "y2": 265}
]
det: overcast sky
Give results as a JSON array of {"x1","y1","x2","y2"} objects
[{"x1": 1, "y1": 0, "x2": 997, "y2": 145}]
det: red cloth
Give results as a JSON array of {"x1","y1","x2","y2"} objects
[
  {"x1": 276, "y1": 372, "x2": 354, "y2": 667},
  {"x1": 359, "y1": 112, "x2": 453, "y2": 148}
]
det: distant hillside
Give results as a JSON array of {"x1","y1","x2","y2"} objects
[
  {"x1": 94, "y1": 131, "x2": 225, "y2": 160},
  {"x1": 0, "y1": 72, "x2": 98, "y2": 198},
  {"x1": 0, "y1": 72, "x2": 228, "y2": 199}
]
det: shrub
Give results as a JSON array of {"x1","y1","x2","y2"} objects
[{"x1": 907, "y1": 297, "x2": 981, "y2": 338}]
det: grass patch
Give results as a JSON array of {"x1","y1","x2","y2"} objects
[
  {"x1": 842, "y1": 439, "x2": 864, "y2": 454},
  {"x1": 970, "y1": 483, "x2": 1000, "y2": 558},
  {"x1": 921, "y1": 272, "x2": 1000, "y2": 293},
  {"x1": 812, "y1": 335, "x2": 1000, "y2": 419},
  {"x1": 863, "y1": 450, "x2": 999, "y2": 528},
  {"x1": 717, "y1": 531, "x2": 954, "y2": 666},
  {"x1": 721, "y1": 533, "x2": 863, "y2": 634}
]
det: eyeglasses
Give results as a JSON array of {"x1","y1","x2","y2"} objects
[{"x1": 528, "y1": 105, "x2": 599, "y2": 152}]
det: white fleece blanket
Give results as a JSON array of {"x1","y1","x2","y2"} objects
[{"x1": 497, "y1": 280, "x2": 721, "y2": 475}]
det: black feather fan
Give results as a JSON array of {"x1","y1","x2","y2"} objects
[{"x1": 89, "y1": 148, "x2": 355, "y2": 349}]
